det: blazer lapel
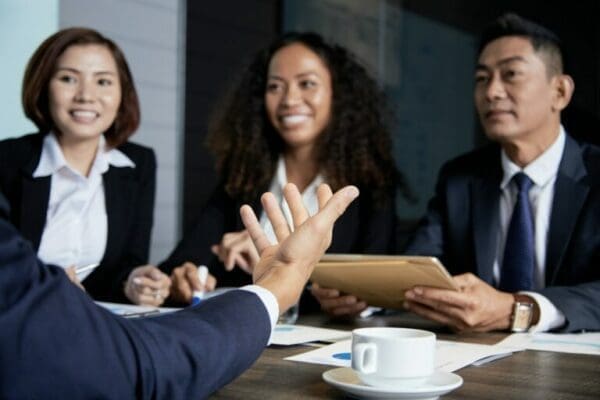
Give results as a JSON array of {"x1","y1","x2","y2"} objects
[
  {"x1": 472, "y1": 151, "x2": 502, "y2": 284},
  {"x1": 20, "y1": 175, "x2": 51, "y2": 250},
  {"x1": 545, "y1": 136, "x2": 589, "y2": 285},
  {"x1": 102, "y1": 166, "x2": 134, "y2": 264},
  {"x1": 20, "y1": 145, "x2": 51, "y2": 250}
]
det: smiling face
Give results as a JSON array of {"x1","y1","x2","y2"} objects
[
  {"x1": 48, "y1": 44, "x2": 122, "y2": 145},
  {"x1": 474, "y1": 36, "x2": 567, "y2": 146},
  {"x1": 265, "y1": 43, "x2": 332, "y2": 154}
]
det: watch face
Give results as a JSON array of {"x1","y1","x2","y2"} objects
[{"x1": 511, "y1": 302, "x2": 533, "y2": 332}]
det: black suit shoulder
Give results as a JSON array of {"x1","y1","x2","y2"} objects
[
  {"x1": 578, "y1": 140, "x2": 600, "y2": 182},
  {"x1": 0, "y1": 133, "x2": 44, "y2": 170},
  {"x1": 438, "y1": 143, "x2": 502, "y2": 179}
]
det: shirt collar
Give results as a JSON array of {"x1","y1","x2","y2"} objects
[
  {"x1": 500, "y1": 125, "x2": 566, "y2": 189},
  {"x1": 33, "y1": 133, "x2": 135, "y2": 178}
]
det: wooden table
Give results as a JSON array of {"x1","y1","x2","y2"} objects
[{"x1": 211, "y1": 311, "x2": 600, "y2": 399}]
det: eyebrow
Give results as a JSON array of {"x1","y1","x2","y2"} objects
[
  {"x1": 267, "y1": 71, "x2": 321, "y2": 80},
  {"x1": 475, "y1": 55, "x2": 528, "y2": 71},
  {"x1": 55, "y1": 67, "x2": 117, "y2": 75}
]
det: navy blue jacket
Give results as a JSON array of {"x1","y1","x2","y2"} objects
[
  {"x1": 0, "y1": 208, "x2": 270, "y2": 399},
  {"x1": 405, "y1": 134, "x2": 600, "y2": 332}
]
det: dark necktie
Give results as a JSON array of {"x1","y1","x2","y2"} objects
[{"x1": 499, "y1": 172, "x2": 535, "y2": 292}]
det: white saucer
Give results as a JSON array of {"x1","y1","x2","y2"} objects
[{"x1": 322, "y1": 368, "x2": 463, "y2": 400}]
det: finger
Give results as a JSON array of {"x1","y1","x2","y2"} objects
[
  {"x1": 211, "y1": 244, "x2": 220, "y2": 256},
  {"x1": 132, "y1": 276, "x2": 165, "y2": 291},
  {"x1": 407, "y1": 286, "x2": 473, "y2": 309},
  {"x1": 135, "y1": 292, "x2": 159, "y2": 306},
  {"x1": 205, "y1": 274, "x2": 217, "y2": 291},
  {"x1": 262, "y1": 191, "x2": 291, "y2": 243},
  {"x1": 224, "y1": 239, "x2": 250, "y2": 270},
  {"x1": 172, "y1": 276, "x2": 193, "y2": 303},
  {"x1": 330, "y1": 302, "x2": 368, "y2": 317},
  {"x1": 316, "y1": 184, "x2": 333, "y2": 209},
  {"x1": 240, "y1": 204, "x2": 272, "y2": 254},
  {"x1": 404, "y1": 300, "x2": 463, "y2": 329},
  {"x1": 310, "y1": 285, "x2": 341, "y2": 298},
  {"x1": 224, "y1": 251, "x2": 236, "y2": 271},
  {"x1": 283, "y1": 183, "x2": 310, "y2": 229},
  {"x1": 320, "y1": 295, "x2": 361, "y2": 310},
  {"x1": 150, "y1": 267, "x2": 166, "y2": 281},
  {"x1": 184, "y1": 265, "x2": 201, "y2": 291},
  {"x1": 311, "y1": 185, "x2": 359, "y2": 231}
]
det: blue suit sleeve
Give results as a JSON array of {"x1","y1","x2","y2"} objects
[{"x1": 0, "y1": 218, "x2": 270, "y2": 399}]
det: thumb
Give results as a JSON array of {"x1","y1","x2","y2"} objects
[
  {"x1": 315, "y1": 186, "x2": 359, "y2": 227},
  {"x1": 150, "y1": 267, "x2": 163, "y2": 280}
]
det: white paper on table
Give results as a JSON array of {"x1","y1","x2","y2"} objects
[
  {"x1": 285, "y1": 339, "x2": 521, "y2": 372},
  {"x1": 95, "y1": 301, "x2": 180, "y2": 317},
  {"x1": 271, "y1": 324, "x2": 351, "y2": 346},
  {"x1": 496, "y1": 332, "x2": 600, "y2": 356}
]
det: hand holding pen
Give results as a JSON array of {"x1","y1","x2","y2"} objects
[{"x1": 169, "y1": 262, "x2": 216, "y2": 304}]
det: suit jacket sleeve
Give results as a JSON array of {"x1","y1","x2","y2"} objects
[{"x1": 0, "y1": 218, "x2": 270, "y2": 399}]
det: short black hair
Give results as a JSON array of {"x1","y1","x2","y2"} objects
[{"x1": 478, "y1": 13, "x2": 564, "y2": 76}]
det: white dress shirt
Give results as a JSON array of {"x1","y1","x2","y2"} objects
[
  {"x1": 34, "y1": 133, "x2": 135, "y2": 281},
  {"x1": 493, "y1": 127, "x2": 567, "y2": 332},
  {"x1": 259, "y1": 156, "x2": 324, "y2": 244}
]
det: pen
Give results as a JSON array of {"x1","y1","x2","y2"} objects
[
  {"x1": 122, "y1": 309, "x2": 161, "y2": 318},
  {"x1": 75, "y1": 263, "x2": 99, "y2": 275},
  {"x1": 191, "y1": 265, "x2": 208, "y2": 306}
]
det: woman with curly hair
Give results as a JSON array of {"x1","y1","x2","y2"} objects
[{"x1": 160, "y1": 32, "x2": 409, "y2": 311}]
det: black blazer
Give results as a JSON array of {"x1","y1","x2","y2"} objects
[
  {"x1": 405, "y1": 134, "x2": 600, "y2": 332},
  {"x1": 0, "y1": 133, "x2": 156, "y2": 302},
  {"x1": 160, "y1": 182, "x2": 396, "y2": 308},
  {"x1": 0, "y1": 216, "x2": 270, "y2": 399}
]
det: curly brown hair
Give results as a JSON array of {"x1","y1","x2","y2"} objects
[
  {"x1": 207, "y1": 32, "x2": 409, "y2": 206},
  {"x1": 22, "y1": 27, "x2": 140, "y2": 148}
]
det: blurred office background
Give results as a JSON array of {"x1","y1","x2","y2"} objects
[{"x1": 1, "y1": 0, "x2": 599, "y2": 261}]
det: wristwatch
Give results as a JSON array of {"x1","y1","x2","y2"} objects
[{"x1": 510, "y1": 295, "x2": 535, "y2": 332}]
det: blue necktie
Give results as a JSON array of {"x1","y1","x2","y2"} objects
[{"x1": 499, "y1": 172, "x2": 535, "y2": 292}]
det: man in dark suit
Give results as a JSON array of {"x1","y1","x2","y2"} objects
[
  {"x1": 0, "y1": 184, "x2": 359, "y2": 398},
  {"x1": 312, "y1": 13, "x2": 599, "y2": 333}
]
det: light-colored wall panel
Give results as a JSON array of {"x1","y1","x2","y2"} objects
[
  {"x1": 60, "y1": 0, "x2": 178, "y2": 49},
  {"x1": 0, "y1": 0, "x2": 58, "y2": 140}
]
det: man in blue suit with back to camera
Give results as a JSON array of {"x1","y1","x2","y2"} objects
[
  {"x1": 312, "y1": 13, "x2": 600, "y2": 333},
  {"x1": 0, "y1": 183, "x2": 359, "y2": 399}
]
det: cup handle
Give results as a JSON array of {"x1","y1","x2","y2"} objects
[{"x1": 353, "y1": 343, "x2": 377, "y2": 374}]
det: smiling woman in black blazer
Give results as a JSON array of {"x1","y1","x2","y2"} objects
[
  {"x1": 161, "y1": 33, "x2": 411, "y2": 312},
  {"x1": 0, "y1": 27, "x2": 169, "y2": 305}
]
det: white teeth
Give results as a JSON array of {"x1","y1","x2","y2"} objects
[
  {"x1": 71, "y1": 110, "x2": 97, "y2": 119},
  {"x1": 281, "y1": 115, "x2": 309, "y2": 126}
]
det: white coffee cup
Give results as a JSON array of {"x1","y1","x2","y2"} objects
[{"x1": 351, "y1": 327, "x2": 436, "y2": 388}]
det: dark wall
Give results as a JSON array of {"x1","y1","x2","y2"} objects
[{"x1": 183, "y1": 0, "x2": 280, "y2": 231}]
